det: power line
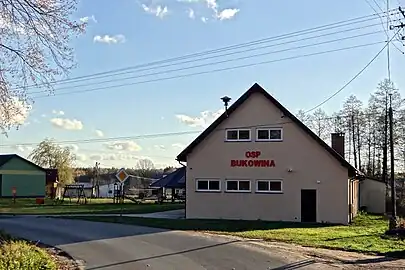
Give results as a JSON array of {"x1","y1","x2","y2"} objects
[
  {"x1": 0, "y1": 112, "x2": 390, "y2": 148},
  {"x1": 32, "y1": 41, "x2": 384, "y2": 99},
  {"x1": 17, "y1": 9, "x2": 398, "y2": 91},
  {"x1": 27, "y1": 28, "x2": 386, "y2": 95},
  {"x1": 303, "y1": 32, "x2": 398, "y2": 113}
]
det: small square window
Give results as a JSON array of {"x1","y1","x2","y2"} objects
[
  {"x1": 257, "y1": 129, "x2": 269, "y2": 140},
  {"x1": 226, "y1": 181, "x2": 238, "y2": 191},
  {"x1": 197, "y1": 180, "x2": 208, "y2": 190},
  {"x1": 270, "y1": 129, "x2": 282, "y2": 140},
  {"x1": 209, "y1": 181, "x2": 220, "y2": 191},
  {"x1": 239, "y1": 181, "x2": 250, "y2": 191},
  {"x1": 270, "y1": 181, "x2": 282, "y2": 191},
  {"x1": 239, "y1": 130, "x2": 250, "y2": 140},
  {"x1": 257, "y1": 181, "x2": 269, "y2": 191},
  {"x1": 226, "y1": 130, "x2": 238, "y2": 140}
]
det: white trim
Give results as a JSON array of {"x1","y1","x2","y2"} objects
[
  {"x1": 256, "y1": 127, "x2": 283, "y2": 142},
  {"x1": 225, "y1": 179, "x2": 251, "y2": 193},
  {"x1": 255, "y1": 179, "x2": 283, "y2": 193},
  {"x1": 195, "y1": 178, "x2": 221, "y2": 192},
  {"x1": 225, "y1": 129, "x2": 252, "y2": 142}
]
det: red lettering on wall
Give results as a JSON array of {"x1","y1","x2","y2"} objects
[
  {"x1": 230, "y1": 159, "x2": 276, "y2": 167},
  {"x1": 245, "y1": 151, "x2": 261, "y2": 158}
]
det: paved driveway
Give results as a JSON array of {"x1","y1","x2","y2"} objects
[{"x1": 0, "y1": 216, "x2": 328, "y2": 270}]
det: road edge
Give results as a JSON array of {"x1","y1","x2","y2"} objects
[
  {"x1": 192, "y1": 231, "x2": 405, "y2": 269},
  {"x1": 23, "y1": 238, "x2": 86, "y2": 270}
]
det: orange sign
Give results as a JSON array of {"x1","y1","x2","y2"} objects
[{"x1": 115, "y1": 168, "x2": 129, "y2": 183}]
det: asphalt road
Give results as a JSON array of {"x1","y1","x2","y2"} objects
[{"x1": 0, "y1": 216, "x2": 324, "y2": 270}]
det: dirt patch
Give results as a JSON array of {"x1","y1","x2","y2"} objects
[
  {"x1": 193, "y1": 232, "x2": 405, "y2": 269},
  {"x1": 27, "y1": 240, "x2": 85, "y2": 270}
]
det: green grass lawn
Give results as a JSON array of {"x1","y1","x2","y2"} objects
[
  {"x1": 66, "y1": 214, "x2": 405, "y2": 257},
  {"x1": 0, "y1": 198, "x2": 184, "y2": 215}
]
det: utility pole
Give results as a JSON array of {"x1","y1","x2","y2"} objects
[
  {"x1": 382, "y1": 93, "x2": 388, "y2": 190},
  {"x1": 389, "y1": 94, "x2": 397, "y2": 229},
  {"x1": 94, "y1": 162, "x2": 100, "y2": 198}
]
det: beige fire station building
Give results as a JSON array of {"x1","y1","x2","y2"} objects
[{"x1": 176, "y1": 83, "x2": 362, "y2": 225}]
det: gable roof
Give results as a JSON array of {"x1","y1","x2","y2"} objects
[
  {"x1": 0, "y1": 154, "x2": 46, "y2": 172},
  {"x1": 176, "y1": 83, "x2": 357, "y2": 177},
  {"x1": 150, "y1": 167, "x2": 186, "y2": 189}
]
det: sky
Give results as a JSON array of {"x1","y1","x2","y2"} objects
[{"x1": 1, "y1": 0, "x2": 405, "y2": 169}]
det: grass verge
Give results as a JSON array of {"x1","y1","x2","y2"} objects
[
  {"x1": 0, "y1": 231, "x2": 57, "y2": 270},
  {"x1": 0, "y1": 198, "x2": 184, "y2": 215},
  {"x1": 66, "y1": 214, "x2": 405, "y2": 258}
]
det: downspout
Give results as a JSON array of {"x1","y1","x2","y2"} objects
[{"x1": 177, "y1": 159, "x2": 186, "y2": 219}]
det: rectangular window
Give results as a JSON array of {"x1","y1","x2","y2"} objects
[
  {"x1": 256, "y1": 180, "x2": 283, "y2": 193},
  {"x1": 225, "y1": 180, "x2": 251, "y2": 192},
  {"x1": 225, "y1": 129, "x2": 251, "y2": 142},
  {"x1": 196, "y1": 179, "x2": 221, "y2": 192},
  {"x1": 256, "y1": 128, "x2": 283, "y2": 141}
]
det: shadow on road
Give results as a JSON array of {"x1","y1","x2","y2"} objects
[
  {"x1": 0, "y1": 216, "x2": 168, "y2": 246},
  {"x1": 269, "y1": 259, "x2": 317, "y2": 269},
  {"x1": 86, "y1": 240, "x2": 241, "y2": 269}
]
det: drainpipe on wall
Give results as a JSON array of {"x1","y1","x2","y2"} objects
[{"x1": 177, "y1": 159, "x2": 186, "y2": 219}]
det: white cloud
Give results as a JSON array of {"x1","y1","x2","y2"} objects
[
  {"x1": 52, "y1": 110, "x2": 64, "y2": 115},
  {"x1": 176, "y1": 108, "x2": 224, "y2": 128},
  {"x1": 172, "y1": 143, "x2": 186, "y2": 149},
  {"x1": 95, "y1": 129, "x2": 104, "y2": 137},
  {"x1": 154, "y1": 145, "x2": 166, "y2": 150},
  {"x1": 177, "y1": 0, "x2": 239, "y2": 21},
  {"x1": 187, "y1": 8, "x2": 195, "y2": 19},
  {"x1": 104, "y1": 140, "x2": 142, "y2": 152},
  {"x1": 60, "y1": 144, "x2": 79, "y2": 152},
  {"x1": 41, "y1": 114, "x2": 47, "y2": 118},
  {"x1": 79, "y1": 15, "x2": 97, "y2": 23},
  {"x1": 0, "y1": 97, "x2": 31, "y2": 128},
  {"x1": 75, "y1": 153, "x2": 87, "y2": 161},
  {"x1": 216, "y1": 8, "x2": 239, "y2": 20},
  {"x1": 50, "y1": 118, "x2": 84, "y2": 130},
  {"x1": 93, "y1": 34, "x2": 126, "y2": 44},
  {"x1": 141, "y1": 4, "x2": 169, "y2": 18},
  {"x1": 13, "y1": 145, "x2": 33, "y2": 152},
  {"x1": 89, "y1": 153, "x2": 140, "y2": 161}
]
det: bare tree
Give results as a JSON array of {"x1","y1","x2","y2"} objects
[
  {"x1": 135, "y1": 158, "x2": 155, "y2": 178},
  {"x1": 0, "y1": 0, "x2": 85, "y2": 131}
]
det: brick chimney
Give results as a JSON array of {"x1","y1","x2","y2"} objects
[{"x1": 331, "y1": 132, "x2": 345, "y2": 158}]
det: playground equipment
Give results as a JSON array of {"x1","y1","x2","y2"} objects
[{"x1": 61, "y1": 184, "x2": 88, "y2": 204}]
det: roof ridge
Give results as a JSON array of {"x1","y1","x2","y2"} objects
[{"x1": 176, "y1": 83, "x2": 357, "y2": 177}]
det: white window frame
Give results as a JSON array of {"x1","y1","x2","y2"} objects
[
  {"x1": 255, "y1": 180, "x2": 283, "y2": 193},
  {"x1": 256, "y1": 127, "x2": 283, "y2": 142},
  {"x1": 225, "y1": 129, "x2": 252, "y2": 142},
  {"x1": 225, "y1": 179, "x2": 251, "y2": 193},
  {"x1": 195, "y1": 179, "x2": 221, "y2": 192}
]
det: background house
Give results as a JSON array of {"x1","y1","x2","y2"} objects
[
  {"x1": 0, "y1": 154, "x2": 46, "y2": 198},
  {"x1": 359, "y1": 176, "x2": 386, "y2": 214}
]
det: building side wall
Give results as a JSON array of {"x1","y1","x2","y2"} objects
[
  {"x1": 186, "y1": 92, "x2": 350, "y2": 224},
  {"x1": 1, "y1": 174, "x2": 45, "y2": 197},
  {"x1": 359, "y1": 180, "x2": 386, "y2": 214}
]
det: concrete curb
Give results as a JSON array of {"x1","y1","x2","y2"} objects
[{"x1": 31, "y1": 240, "x2": 86, "y2": 270}]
